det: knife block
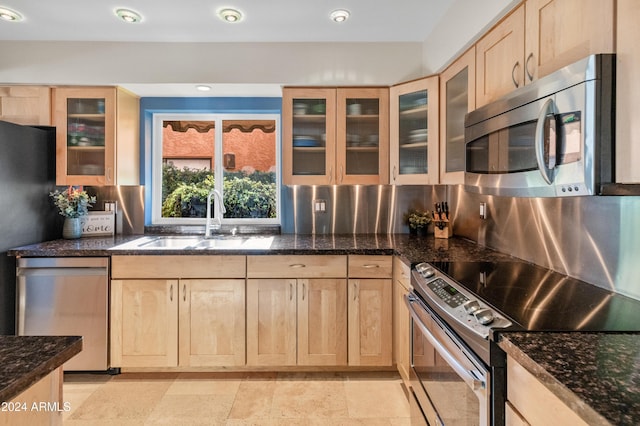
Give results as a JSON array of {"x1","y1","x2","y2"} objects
[{"x1": 433, "y1": 213, "x2": 452, "y2": 239}]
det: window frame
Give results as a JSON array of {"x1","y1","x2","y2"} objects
[{"x1": 151, "y1": 112, "x2": 281, "y2": 226}]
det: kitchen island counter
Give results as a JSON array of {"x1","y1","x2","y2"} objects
[
  {"x1": 8, "y1": 233, "x2": 514, "y2": 265},
  {"x1": 498, "y1": 332, "x2": 640, "y2": 426},
  {"x1": 0, "y1": 335, "x2": 82, "y2": 403}
]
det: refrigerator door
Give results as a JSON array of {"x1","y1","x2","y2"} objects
[{"x1": 0, "y1": 121, "x2": 58, "y2": 334}]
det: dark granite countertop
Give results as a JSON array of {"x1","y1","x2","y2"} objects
[
  {"x1": 0, "y1": 336, "x2": 82, "y2": 402},
  {"x1": 499, "y1": 332, "x2": 640, "y2": 426},
  {"x1": 7, "y1": 233, "x2": 515, "y2": 265}
]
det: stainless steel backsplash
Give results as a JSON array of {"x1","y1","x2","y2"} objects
[
  {"x1": 448, "y1": 185, "x2": 640, "y2": 300},
  {"x1": 281, "y1": 185, "x2": 447, "y2": 234},
  {"x1": 87, "y1": 185, "x2": 145, "y2": 235}
]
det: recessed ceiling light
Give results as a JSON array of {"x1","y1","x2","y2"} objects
[
  {"x1": 115, "y1": 8, "x2": 142, "y2": 24},
  {"x1": 196, "y1": 85, "x2": 212, "y2": 92},
  {"x1": 0, "y1": 7, "x2": 23, "y2": 22},
  {"x1": 330, "y1": 9, "x2": 350, "y2": 23},
  {"x1": 218, "y1": 8, "x2": 243, "y2": 23}
]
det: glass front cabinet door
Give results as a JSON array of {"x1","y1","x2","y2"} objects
[
  {"x1": 282, "y1": 88, "x2": 336, "y2": 185},
  {"x1": 283, "y1": 87, "x2": 388, "y2": 185},
  {"x1": 336, "y1": 88, "x2": 389, "y2": 185},
  {"x1": 53, "y1": 87, "x2": 139, "y2": 186},
  {"x1": 390, "y1": 76, "x2": 439, "y2": 184}
]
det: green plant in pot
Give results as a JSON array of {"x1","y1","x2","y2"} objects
[
  {"x1": 404, "y1": 209, "x2": 432, "y2": 236},
  {"x1": 50, "y1": 186, "x2": 96, "y2": 239}
]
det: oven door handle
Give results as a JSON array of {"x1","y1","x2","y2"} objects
[{"x1": 406, "y1": 295, "x2": 486, "y2": 392}]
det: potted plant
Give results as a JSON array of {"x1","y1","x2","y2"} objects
[
  {"x1": 404, "y1": 209, "x2": 432, "y2": 236},
  {"x1": 50, "y1": 186, "x2": 96, "y2": 239}
]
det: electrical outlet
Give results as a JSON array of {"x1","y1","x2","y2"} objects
[
  {"x1": 314, "y1": 199, "x2": 326, "y2": 213},
  {"x1": 479, "y1": 202, "x2": 487, "y2": 220}
]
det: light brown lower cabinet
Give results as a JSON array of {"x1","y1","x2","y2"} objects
[
  {"x1": 393, "y1": 257, "x2": 412, "y2": 384},
  {"x1": 111, "y1": 278, "x2": 245, "y2": 368},
  {"x1": 506, "y1": 354, "x2": 588, "y2": 426},
  {"x1": 348, "y1": 278, "x2": 393, "y2": 366},
  {"x1": 246, "y1": 278, "x2": 347, "y2": 366},
  {"x1": 0, "y1": 367, "x2": 64, "y2": 426}
]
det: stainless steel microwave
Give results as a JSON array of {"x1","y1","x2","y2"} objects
[{"x1": 464, "y1": 54, "x2": 615, "y2": 197}]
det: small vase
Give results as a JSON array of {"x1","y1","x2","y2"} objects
[{"x1": 62, "y1": 217, "x2": 82, "y2": 239}]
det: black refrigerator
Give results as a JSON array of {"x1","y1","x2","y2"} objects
[{"x1": 0, "y1": 120, "x2": 60, "y2": 335}]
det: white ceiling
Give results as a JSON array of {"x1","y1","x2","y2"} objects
[{"x1": 0, "y1": 0, "x2": 455, "y2": 43}]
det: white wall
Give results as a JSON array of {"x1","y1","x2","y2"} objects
[
  {"x1": 0, "y1": 41, "x2": 425, "y2": 95},
  {"x1": 422, "y1": 0, "x2": 520, "y2": 73}
]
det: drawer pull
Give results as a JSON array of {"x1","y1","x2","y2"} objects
[
  {"x1": 362, "y1": 264, "x2": 380, "y2": 269},
  {"x1": 289, "y1": 263, "x2": 306, "y2": 268}
]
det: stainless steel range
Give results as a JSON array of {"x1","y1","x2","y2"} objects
[{"x1": 406, "y1": 260, "x2": 640, "y2": 426}]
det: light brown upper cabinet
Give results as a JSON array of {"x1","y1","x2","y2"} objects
[
  {"x1": 0, "y1": 86, "x2": 51, "y2": 126},
  {"x1": 524, "y1": 0, "x2": 615, "y2": 83},
  {"x1": 615, "y1": 0, "x2": 640, "y2": 183},
  {"x1": 283, "y1": 87, "x2": 389, "y2": 185},
  {"x1": 53, "y1": 86, "x2": 139, "y2": 186},
  {"x1": 439, "y1": 47, "x2": 476, "y2": 184},
  {"x1": 390, "y1": 76, "x2": 439, "y2": 184},
  {"x1": 475, "y1": 5, "x2": 525, "y2": 108}
]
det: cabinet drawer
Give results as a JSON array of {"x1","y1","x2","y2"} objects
[
  {"x1": 247, "y1": 255, "x2": 347, "y2": 278},
  {"x1": 393, "y1": 256, "x2": 412, "y2": 290},
  {"x1": 348, "y1": 255, "x2": 392, "y2": 278},
  {"x1": 111, "y1": 255, "x2": 246, "y2": 279}
]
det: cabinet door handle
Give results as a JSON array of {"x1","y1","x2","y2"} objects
[
  {"x1": 329, "y1": 166, "x2": 333, "y2": 183},
  {"x1": 302, "y1": 282, "x2": 306, "y2": 301},
  {"x1": 392, "y1": 165, "x2": 397, "y2": 181},
  {"x1": 289, "y1": 263, "x2": 306, "y2": 268},
  {"x1": 183, "y1": 284, "x2": 186, "y2": 302},
  {"x1": 362, "y1": 264, "x2": 379, "y2": 269},
  {"x1": 525, "y1": 53, "x2": 535, "y2": 82},
  {"x1": 106, "y1": 167, "x2": 113, "y2": 183},
  {"x1": 353, "y1": 281, "x2": 358, "y2": 301},
  {"x1": 290, "y1": 282, "x2": 294, "y2": 301},
  {"x1": 340, "y1": 166, "x2": 344, "y2": 183},
  {"x1": 511, "y1": 61, "x2": 520, "y2": 88},
  {"x1": 170, "y1": 284, "x2": 173, "y2": 302}
]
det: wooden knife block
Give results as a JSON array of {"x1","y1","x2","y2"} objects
[{"x1": 433, "y1": 213, "x2": 452, "y2": 239}]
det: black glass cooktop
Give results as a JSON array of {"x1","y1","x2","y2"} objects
[{"x1": 430, "y1": 261, "x2": 640, "y2": 332}]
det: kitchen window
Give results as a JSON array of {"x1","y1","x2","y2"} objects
[{"x1": 151, "y1": 113, "x2": 280, "y2": 225}]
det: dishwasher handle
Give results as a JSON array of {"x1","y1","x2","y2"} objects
[{"x1": 17, "y1": 267, "x2": 108, "y2": 277}]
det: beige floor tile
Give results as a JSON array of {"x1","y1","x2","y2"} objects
[
  {"x1": 166, "y1": 376, "x2": 242, "y2": 396},
  {"x1": 145, "y1": 394, "x2": 235, "y2": 425},
  {"x1": 69, "y1": 379, "x2": 173, "y2": 421},
  {"x1": 270, "y1": 379, "x2": 348, "y2": 419},
  {"x1": 228, "y1": 380, "x2": 276, "y2": 420},
  {"x1": 344, "y1": 379, "x2": 410, "y2": 419}
]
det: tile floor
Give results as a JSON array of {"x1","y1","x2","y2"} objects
[{"x1": 62, "y1": 371, "x2": 411, "y2": 425}]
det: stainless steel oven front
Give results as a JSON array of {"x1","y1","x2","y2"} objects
[{"x1": 406, "y1": 293, "x2": 490, "y2": 426}]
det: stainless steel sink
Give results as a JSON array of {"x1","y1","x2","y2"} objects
[{"x1": 110, "y1": 235, "x2": 274, "y2": 250}]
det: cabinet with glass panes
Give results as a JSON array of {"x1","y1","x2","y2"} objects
[
  {"x1": 390, "y1": 76, "x2": 439, "y2": 184},
  {"x1": 282, "y1": 87, "x2": 388, "y2": 185},
  {"x1": 53, "y1": 87, "x2": 139, "y2": 186}
]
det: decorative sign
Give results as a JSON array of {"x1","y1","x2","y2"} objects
[{"x1": 81, "y1": 211, "x2": 115, "y2": 236}]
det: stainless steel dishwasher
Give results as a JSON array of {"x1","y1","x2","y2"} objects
[{"x1": 17, "y1": 257, "x2": 109, "y2": 371}]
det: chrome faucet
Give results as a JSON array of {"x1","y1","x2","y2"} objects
[{"x1": 205, "y1": 189, "x2": 225, "y2": 238}]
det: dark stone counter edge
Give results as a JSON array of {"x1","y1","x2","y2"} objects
[
  {"x1": 497, "y1": 334, "x2": 611, "y2": 426},
  {"x1": 0, "y1": 336, "x2": 82, "y2": 403}
]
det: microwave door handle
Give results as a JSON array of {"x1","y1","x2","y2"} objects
[{"x1": 535, "y1": 98, "x2": 557, "y2": 184}]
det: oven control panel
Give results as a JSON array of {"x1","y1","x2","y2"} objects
[{"x1": 412, "y1": 262, "x2": 512, "y2": 338}]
